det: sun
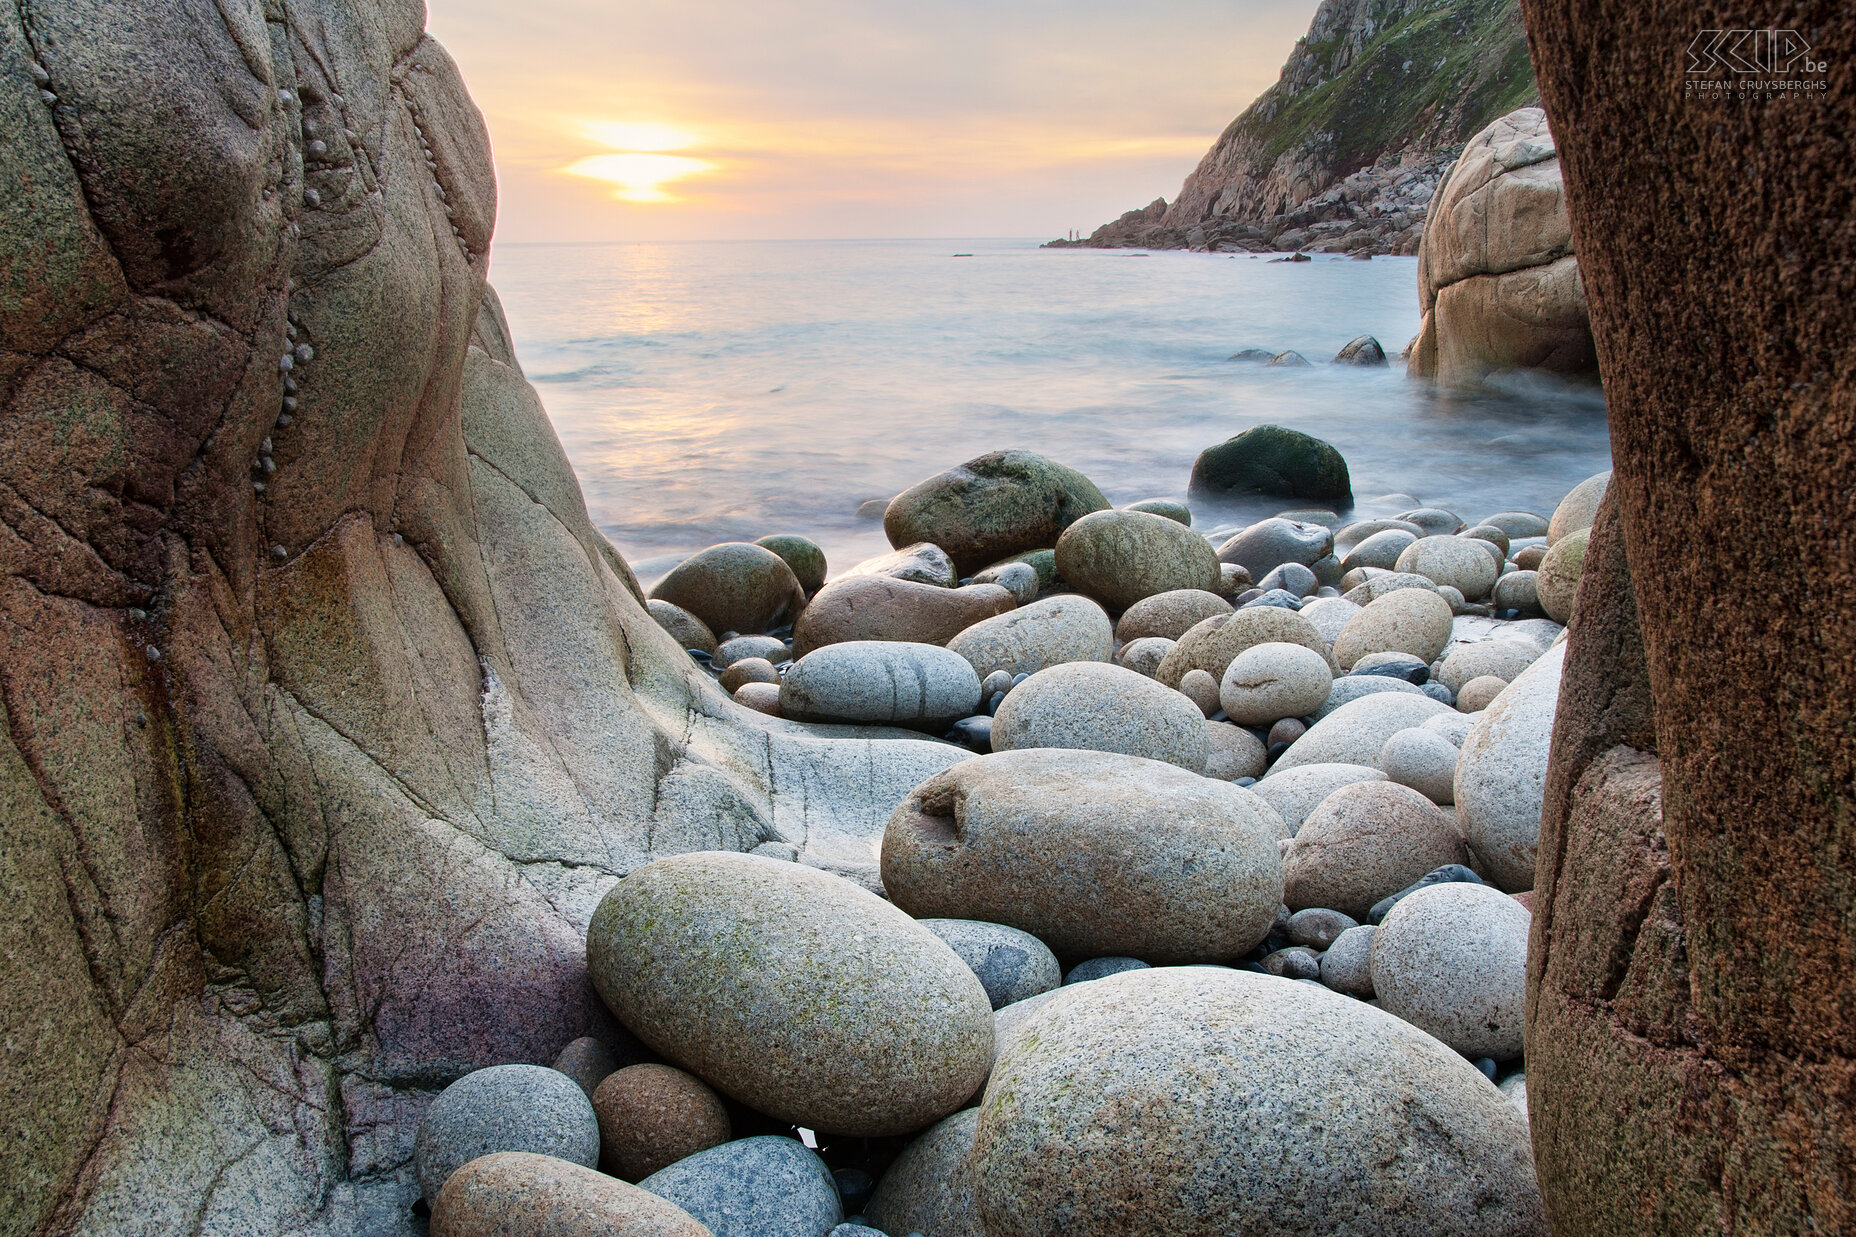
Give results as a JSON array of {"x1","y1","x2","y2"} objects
[{"x1": 565, "y1": 122, "x2": 714, "y2": 203}]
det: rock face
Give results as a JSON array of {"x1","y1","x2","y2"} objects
[
  {"x1": 0, "y1": 7, "x2": 981, "y2": 1233},
  {"x1": 1519, "y1": 6, "x2": 1856, "y2": 1224},
  {"x1": 1057, "y1": 0, "x2": 1537, "y2": 257},
  {"x1": 882, "y1": 751, "x2": 1284, "y2": 963},
  {"x1": 971, "y1": 968, "x2": 1547, "y2": 1235},
  {"x1": 1408, "y1": 107, "x2": 1597, "y2": 385},
  {"x1": 585, "y1": 854, "x2": 993, "y2": 1138},
  {"x1": 883, "y1": 450, "x2": 1109, "y2": 574}
]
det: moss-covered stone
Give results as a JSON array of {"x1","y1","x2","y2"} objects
[{"x1": 1188, "y1": 425, "x2": 1352, "y2": 503}]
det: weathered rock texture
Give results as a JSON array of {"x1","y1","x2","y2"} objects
[
  {"x1": 1522, "y1": 4, "x2": 1856, "y2": 1230},
  {"x1": 1056, "y1": 0, "x2": 1537, "y2": 255},
  {"x1": 0, "y1": 5, "x2": 959, "y2": 1233},
  {"x1": 1407, "y1": 106, "x2": 1596, "y2": 384}
]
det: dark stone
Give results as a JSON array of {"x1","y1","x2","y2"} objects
[
  {"x1": 1241, "y1": 589, "x2": 1304, "y2": 611},
  {"x1": 1260, "y1": 947, "x2": 1321, "y2": 980},
  {"x1": 1334, "y1": 335, "x2": 1388, "y2": 366},
  {"x1": 1474, "y1": 1058, "x2": 1499, "y2": 1082},
  {"x1": 1228, "y1": 348, "x2": 1276, "y2": 363},
  {"x1": 1268, "y1": 349, "x2": 1312, "y2": 366},
  {"x1": 833, "y1": 1167, "x2": 876, "y2": 1213},
  {"x1": 945, "y1": 716, "x2": 993, "y2": 753},
  {"x1": 1352, "y1": 662, "x2": 1430, "y2": 685},
  {"x1": 1367, "y1": 864, "x2": 1484, "y2": 924},
  {"x1": 1257, "y1": 562, "x2": 1318, "y2": 597},
  {"x1": 1062, "y1": 957, "x2": 1149, "y2": 985},
  {"x1": 1189, "y1": 425, "x2": 1352, "y2": 503}
]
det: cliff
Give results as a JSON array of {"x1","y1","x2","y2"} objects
[{"x1": 1056, "y1": 0, "x2": 1537, "y2": 255}]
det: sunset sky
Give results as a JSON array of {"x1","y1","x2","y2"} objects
[{"x1": 425, "y1": 0, "x2": 1322, "y2": 242}]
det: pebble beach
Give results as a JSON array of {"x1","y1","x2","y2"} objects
[{"x1": 416, "y1": 423, "x2": 1607, "y2": 1237}]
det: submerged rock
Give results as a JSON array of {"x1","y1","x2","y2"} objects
[{"x1": 1190, "y1": 426, "x2": 1351, "y2": 503}]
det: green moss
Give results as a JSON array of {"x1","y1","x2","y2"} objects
[{"x1": 1249, "y1": 0, "x2": 1537, "y2": 173}]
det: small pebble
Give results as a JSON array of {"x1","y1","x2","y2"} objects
[
  {"x1": 1367, "y1": 864, "x2": 1484, "y2": 924},
  {"x1": 1177, "y1": 668, "x2": 1221, "y2": 717},
  {"x1": 1456, "y1": 675, "x2": 1508, "y2": 712},
  {"x1": 945, "y1": 715, "x2": 992, "y2": 752},
  {"x1": 1286, "y1": 907, "x2": 1358, "y2": 949},
  {"x1": 1261, "y1": 947, "x2": 1321, "y2": 980},
  {"x1": 1268, "y1": 717, "x2": 1305, "y2": 747}
]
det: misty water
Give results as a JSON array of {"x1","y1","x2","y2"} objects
[{"x1": 488, "y1": 238, "x2": 1610, "y2": 584}]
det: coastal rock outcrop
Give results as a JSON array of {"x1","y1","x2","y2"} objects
[
  {"x1": 0, "y1": 6, "x2": 978, "y2": 1230},
  {"x1": 1408, "y1": 106, "x2": 1597, "y2": 384},
  {"x1": 1055, "y1": 0, "x2": 1538, "y2": 256},
  {"x1": 1520, "y1": 3, "x2": 1856, "y2": 1229}
]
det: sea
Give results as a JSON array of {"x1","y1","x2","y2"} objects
[{"x1": 486, "y1": 237, "x2": 1612, "y2": 585}]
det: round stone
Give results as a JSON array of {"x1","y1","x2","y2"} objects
[
  {"x1": 1455, "y1": 643, "x2": 1565, "y2": 891},
  {"x1": 1421, "y1": 712, "x2": 1475, "y2": 746},
  {"x1": 779, "y1": 641, "x2": 982, "y2": 730},
  {"x1": 919, "y1": 919, "x2": 1062, "y2": 1010},
  {"x1": 593, "y1": 1064, "x2": 732, "y2": 1182},
  {"x1": 1156, "y1": 605, "x2": 1336, "y2": 689},
  {"x1": 1334, "y1": 518, "x2": 1424, "y2": 556},
  {"x1": 586, "y1": 853, "x2": 993, "y2": 1137},
  {"x1": 1249, "y1": 763, "x2": 1386, "y2": 834},
  {"x1": 1055, "y1": 509, "x2": 1221, "y2": 610},
  {"x1": 1456, "y1": 675, "x2": 1509, "y2": 712},
  {"x1": 1261, "y1": 945, "x2": 1321, "y2": 979},
  {"x1": 1312, "y1": 675, "x2": 1426, "y2": 721},
  {"x1": 414, "y1": 1064, "x2": 599, "y2": 1204},
  {"x1": 1381, "y1": 727, "x2": 1462, "y2": 805},
  {"x1": 713, "y1": 635, "x2": 788, "y2": 670},
  {"x1": 881, "y1": 750, "x2": 1285, "y2": 964},
  {"x1": 1490, "y1": 570, "x2": 1542, "y2": 616},
  {"x1": 841, "y1": 542, "x2": 959, "y2": 588},
  {"x1": 638, "y1": 1135, "x2": 843, "y2": 1237},
  {"x1": 992, "y1": 662, "x2": 1210, "y2": 772},
  {"x1": 649, "y1": 543, "x2": 807, "y2": 637},
  {"x1": 971, "y1": 560, "x2": 1039, "y2": 605},
  {"x1": 865, "y1": 1108, "x2": 983, "y2": 1237},
  {"x1": 1342, "y1": 571, "x2": 1445, "y2": 606},
  {"x1": 970, "y1": 968, "x2": 1546, "y2": 1237},
  {"x1": 1213, "y1": 517, "x2": 1335, "y2": 577},
  {"x1": 1285, "y1": 907, "x2": 1358, "y2": 948},
  {"x1": 1282, "y1": 781, "x2": 1468, "y2": 918},
  {"x1": 1114, "y1": 589, "x2": 1232, "y2": 643},
  {"x1": 1333, "y1": 588, "x2": 1454, "y2": 670},
  {"x1": 1218, "y1": 641, "x2": 1334, "y2": 725},
  {"x1": 647, "y1": 599, "x2": 718, "y2": 656},
  {"x1": 1123, "y1": 497, "x2": 1192, "y2": 524},
  {"x1": 1547, "y1": 470, "x2": 1609, "y2": 545},
  {"x1": 753, "y1": 533, "x2": 828, "y2": 595},
  {"x1": 1270, "y1": 691, "x2": 1452, "y2": 773},
  {"x1": 1478, "y1": 511, "x2": 1550, "y2": 539},
  {"x1": 733, "y1": 682, "x2": 781, "y2": 715},
  {"x1": 1256, "y1": 561, "x2": 1319, "y2": 597},
  {"x1": 432, "y1": 1152, "x2": 711, "y2": 1237},
  {"x1": 1297, "y1": 595, "x2": 1361, "y2": 644},
  {"x1": 1318, "y1": 925, "x2": 1377, "y2": 997},
  {"x1": 1188, "y1": 426, "x2": 1352, "y2": 503},
  {"x1": 719, "y1": 657, "x2": 779, "y2": 693},
  {"x1": 1268, "y1": 716, "x2": 1306, "y2": 747},
  {"x1": 553, "y1": 1036, "x2": 622, "y2": 1099},
  {"x1": 1116, "y1": 636, "x2": 1175, "y2": 678},
  {"x1": 1462, "y1": 524, "x2": 1512, "y2": 558},
  {"x1": 1511, "y1": 543, "x2": 1548, "y2": 570},
  {"x1": 883, "y1": 449, "x2": 1110, "y2": 574},
  {"x1": 1063, "y1": 956, "x2": 1152, "y2": 984},
  {"x1": 1393, "y1": 508, "x2": 1464, "y2": 536},
  {"x1": 1535, "y1": 526, "x2": 1589, "y2": 623},
  {"x1": 1371, "y1": 882, "x2": 1531, "y2": 1059},
  {"x1": 1338, "y1": 528, "x2": 1418, "y2": 574},
  {"x1": 793, "y1": 577, "x2": 1015, "y2": 656},
  {"x1": 1204, "y1": 720, "x2": 1268, "y2": 782},
  {"x1": 1439, "y1": 641, "x2": 1539, "y2": 694},
  {"x1": 1177, "y1": 668, "x2": 1221, "y2": 716},
  {"x1": 946, "y1": 595, "x2": 1114, "y2": 680}
]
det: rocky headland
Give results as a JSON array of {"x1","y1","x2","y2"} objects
[{"x1": 1050, "y1": 0, "x2": 1538, "y2": 255}]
